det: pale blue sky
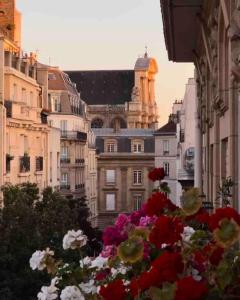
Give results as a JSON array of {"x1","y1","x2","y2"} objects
[{"x1": 17, "y1": 0, "x2": 194, "y2": 125}]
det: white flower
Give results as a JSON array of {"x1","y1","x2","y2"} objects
[
  {"x1": 192, "y1": 269, "x2": 202, "y2": 281},
  {"x1": 79, "y1": 280, "x2": 97, "y2": 294},
  {"x1": 181, "y1": 226, "x2": 195, "y2": 243},
  {"x1": 63, "y1": 230, "x2": 88, "y2": 250},
  {"x1": 111, "y1": 265, "x2": 128, "y2": 278},
  {"x1": 79, "y1": 256, "x2": 91, "y2": 268},
  {"x1": 90, "y1": 256, "x2": 108, "y2": 270},
  {"x1": 37, "y1": 284, "x2": 58, "y2": 300},
  {"x1": 60, "y1": 286, "x2": 84, "y2": 300},
  {"x1": 30, "y1": 248, "x2": 54, "y2": 271}
]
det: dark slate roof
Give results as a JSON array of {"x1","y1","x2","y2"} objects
[
  {"x1": 154, "y1": 120, "x2": 177, "y2": 136},
  {"x1": 65, "y1": 70, "x2": 134, "y2": 105}
]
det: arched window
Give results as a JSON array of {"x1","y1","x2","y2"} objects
[
  {"x1": 91, "y1": 118, "x2": 104, "y2": 128},
  {"x1": 110, "y1": 117, "x2": 127, "y2": 129}
]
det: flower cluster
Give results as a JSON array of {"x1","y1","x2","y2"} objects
[{"x1": 31, "y1": 174, "x2": 240, "y2": 299}]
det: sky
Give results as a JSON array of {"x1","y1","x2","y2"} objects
[{"x1": 17, "y1": 0, "x2": 194, "y2": 125}]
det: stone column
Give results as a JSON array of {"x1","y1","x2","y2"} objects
[{"x1": 0, "y1": 36, "x2": 5, "y2": 204}]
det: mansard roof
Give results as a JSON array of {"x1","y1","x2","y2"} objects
[
  {"x1": 154, "y1": 120, "x2": 176, "y2": 136},
  {"x1": 65, "y1": 70, "x2": 134, "y2": 105}
]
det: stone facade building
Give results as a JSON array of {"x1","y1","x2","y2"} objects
[
  {"x1": 67, "y1": 55, "x2": 158, "y2": 228},
  {"x1": 160, "y1": 0, "x2": 240, "y2": 209},
  {"x1": 177, "y1": 79, "x2": 196, "y2": 193},
  {"x1": 95, "y1": 128, "x2": 155, "y2": 229},
  {"x1": 0, "y1": 1, "x2": 60, "y2": 202},
  {"x1": 47, "y1": 67, "x2": 98, "y2": 222}
]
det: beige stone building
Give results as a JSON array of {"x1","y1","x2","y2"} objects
[
  {"x1": 0, "y1": 1, "x2": 60, "y2": 201},
  {"x1": 67, "y1": 55, "x2": 158, "y2": 228},
  {"x1": 160, "y1": 0, "x2": 240, "y2": 209},
  {"x1": 47, "y1": 67, "x2": 98, "y2": 222}
]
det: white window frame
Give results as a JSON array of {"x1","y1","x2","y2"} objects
[
  {"x1": 107, "y1": 143, "x2": 116, "y2": 153},
  {"x1": 163, "y1": 162, "x2": 170, "y2": 176},
  {"x1": 133, "y1": 194, "x2": 143, "y2": 210},
  {"x1": 106, "y1": 169, "x2": 116, "y2": 185},
  {"x1": 106, "y1": 193, "x2": 116, "y2": 211},
  {"x1": 61, "y1": 173, "x2": 69, "y2": 185},
  {"x1": 163, "y1": 140, "x2": 169, "y2": 155},
  {"x1": 133, "y1": 170, "x2": 142, "y2": 185},
  {"x1": 60, "y1": 146, "x2": 69, "y2": 159}
]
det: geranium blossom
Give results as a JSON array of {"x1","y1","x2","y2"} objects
[
  {"x1": 60, "y1": 286, "x2": 84, "y2": 300},
  {"x1": 181, "y1": 226, "x2": 195, "y2": 243},
  {"x1": 37, "y1": 283, "x2": 58, "y2": 300},
  {"x1": 30, "y1": 248, "x2": 54, "y2": 271},
  {"x1": 90, "y1": 255, "x2": 108, "y2": 269},
  {"x1": 79, "y1": 280, "x2": 97, "y2": 294},
  {"x1": 63, "y1": 230, "x2": 87, "y2": 250}
]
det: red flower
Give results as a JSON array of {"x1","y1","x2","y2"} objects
[
  {"x1": 152, "y1": 251, "x2": 184, "y2": 282},
  {"x1": 145, "y1": 192, "x2": 177, "y2": 217},
  {"x1": 175, "y1": 276, "x2": 208, "y2": 300},
  {"x1": 209, "y1": 207, "x2": 240, "y2": 231},
  {"x1": 148, "y1": 167, "x2": 165, "y2": 181},
  {"x1": 149, "y1": 216, "x2": 184, "y2": 248},
  {"x1": 100, "y1": 279, "x2": 127, "y2": 300},
  {"x1": 209, "y1": 246, "x2": 224, "y2": 266},
  {"x1": 130, "y1": 268, "x2": 162, "y2": 297}
]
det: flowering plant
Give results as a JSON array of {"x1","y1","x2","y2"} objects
[{"x1": 31, "y1": 169, "x2": 240, "y2": 299}]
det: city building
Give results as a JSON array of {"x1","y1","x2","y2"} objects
[
  {"x1": 66, "y1": 52, "x2": 159, "y2": 130},
  {"x1": 160, "y1": 0, "x2": 240, "y2": 209},
  {"x1": 177, "y1": 78, "x2": 196, "y2": 193},
  {"x1": 154, "y1": 102, "x2": 182, "y2": 205},
  {"x1": 47, "y1": 67, "x2": 98, "y2": 222},
  {"x1": 0, "y1": 1, "x2": 60, "y2": 202},
  {"x1": 67, "y1": 54, "x2": 158, "y2": 228},
  {"x1": 95, "y1": 128, "x2": 155, "y2": 229}
]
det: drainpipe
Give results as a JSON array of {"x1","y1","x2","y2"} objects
[{"x1": 238, "y1": 86, "x2": 240, "y2": 211}]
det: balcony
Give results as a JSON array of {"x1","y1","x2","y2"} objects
[
  {"x1": 6, "y1": 154, "x2": 14, "y2": 173},
  {"x1": 60, "y1": 158, "x2": 71, "y2": 164},
  {"x1": 61, "y1": 131, "x2": 87, "y2": 142},
  {"x1": 180, "y1": 129, "x2": 185, "y2": 143},
  {"x1": 4, "y1": 100, "x2": 12, "y2": 118},
  {"x1": 75, "y1": 158, "x2": 85, "y2": 164},
  {"x1": 60, "y1": 184, "x2": 71, "y2": 190},
  {"x1": 20, "y1": 155, "x2": 30, "y2": 173},
  {"x1": 75, "y1": 183, "x2": 85, "y2": 190},
  {"x1": 36, "y1": 156, "x2": 43, "y2": 171}
]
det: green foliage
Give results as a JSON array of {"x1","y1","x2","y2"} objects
[{"x1": 0, "y1": 183, "x2": 101, "y2": 300}]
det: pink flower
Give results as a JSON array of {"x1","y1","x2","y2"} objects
[
  {"x1": 129, "y1": 210, "x2": 146, "y2": 226},
  {"x1": 102, "y1": 226, "x2": 127, "y2": 246},
  {"x1": 101, "y1": 245, "x2": 116, "y2": 258},
  {"x1": 115, "y1": 214, "x2": 129, "y2": 230},
  {"x1": 139, "y1": 216, "x2": 158, "y2": 227}
]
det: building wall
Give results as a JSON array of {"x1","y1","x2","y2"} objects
[
  {"x1": 96, "y1": 131, "x2": 154, "y2": 229},
  {"x1": 48, "y1": 127, "x2": 60, "y2": 190},
  {"x1": 155, "y1": 134, "x2": 181, "y2": 204}
]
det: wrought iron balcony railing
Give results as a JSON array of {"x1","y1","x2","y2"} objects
[
  {"x1": 61, "y1": 131, "x2": 87, "y2": 142},
  {"x1": 60, "y1": 184, "x2": 70, "y2": 190},
  {"x1": 60, "y1": 158, "x2": 71, "y2": 164},
  {"x1": 75, "y1": 158, "x2": 85, "y2": 164}
]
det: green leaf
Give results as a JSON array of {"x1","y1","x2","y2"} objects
[{"x1": 149, "y1": 283, "x2": 176, "y2": 300}]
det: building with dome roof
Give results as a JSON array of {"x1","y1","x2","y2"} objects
[{"x1": 66, "y1": 54, "x2": 159, "y2": 228}]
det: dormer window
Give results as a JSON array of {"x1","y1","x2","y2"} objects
[
  {"x1": 132, "y1": 139, "x2": 144, "y2": 153},
  {"x1": 105, "y1": 139, "x2": 117, "y2": 153}
]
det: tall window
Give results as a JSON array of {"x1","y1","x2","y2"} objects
[
  {"x1": 61, "y1": 173, "x2": 69, "y2": 186},
  {"x1": 91, "y1": 118, "x2": 104, "y2": 128},
  {"x1": 133, "y1": 170, "x2": 142, "y2": 185},
  {"x1": 133, "y1": 194, "x2": 142, "y2": 210},
  {"x1": 106, "y1": 170, "x2": 115, "y2": 184},
  {"x1": 163, "y1": 140, "x2": 169, "y2": 155},
  {"x1": 106, "y1": 193, "x2": 115, "y2": 211},
  {"x1": 22, "y1": 88, "x2": 26, "y2": 103},
  {"x1": 60, "y1": 120, "x2": 67, "y2": 136},
  {"x1": 163, "y1": 162, "x2": 170, "y2": 176},
  {"x1": 60, "y1": 146, "x2": 69, "y2": 159},
  {"x1": 221, "y1": 138, "x2": 228, "y2": 179},
  {"x1": 52, "y1": 96, "x2": 61, "y2": 112}
]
